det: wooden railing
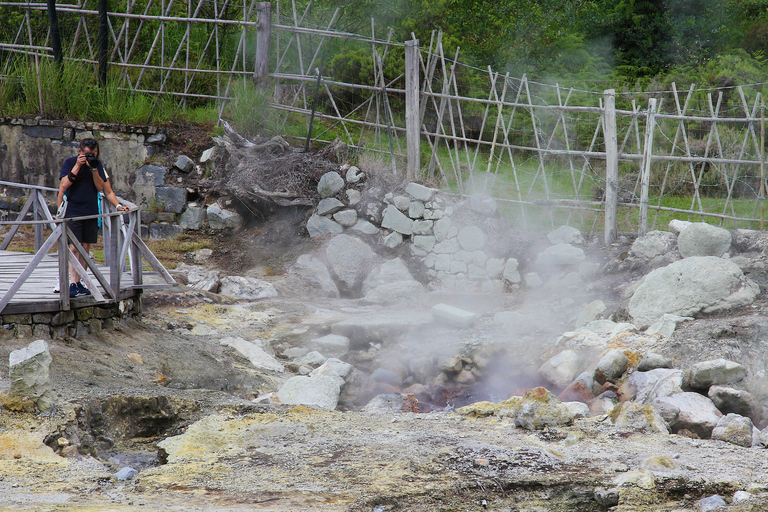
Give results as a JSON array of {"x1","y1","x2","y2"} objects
[{"x1": 0, "y1": 180, "x2": 175, "y2": 313}]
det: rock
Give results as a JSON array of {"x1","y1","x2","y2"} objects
[
  {"x1": 430, "y1": 303, "x2": 477, "y2": 328},
  {"x1": 284, "y1": 347, "x2": 309, "y2": 359},
  {"x1": 484, "y1": 258, "x2": 504, "y2": 279},
  {"x1": 383, "y1": 232, "x2": 403, "y2": 248},
  {"x1": 115, "y1": 467, "x2": 138, "y2": 481},
  {"x1": 631, "y1": 230, "x2": 678, "y2": 259},
  {"x1": 433, "y1": 217, "x2": 454, "y2": 242},
  {"x1": 651, "y1": 392, "x2": 723, "y2": 438},
  {"x1": 547, "y1": 226, "x2": 584, "y2": 245},
  {"x1": 307, "y1": 215, "x2": 344, "y2": 237},
  {"x1": 579, "y1": 261, "x2": 601, "y2": 277},
  {"x1": 413, "y1": 235, "x2": 436, "y2": 252},
  {"x1": 559, "y1": 380, "x2": 594, "y2": 403},
  {"x1": 311, "y1": 358, "x2": 353, "y2": 379},
  {"x1": 191, "y1": 271, "x2": 221, "y2": 293},
  {"x1": 618, "y1": 369, "x2": 683, "y2": 404},
  {"x1": 564, "y1": 401, "x2": 590, "y2": 419},
  {"x1": 381, "y1": 205, "x2": 414, "y2": 235},
  {"x1": 628, "y1": 256, "x2": 759, "y2": 328},
  {"x1": 405, "y1": 182, "x2": 434, "y2": 201},
  {"x1": 690, "y1": 358, "x2": 747, "y2": 389},
  {"x1": 535, "y1": 244, "x2": 585, "y2": 268},
  {"x1": 199, "y1": 146, "x2": 215, "y2": 163},
  {"x1": 733, "y1": 491, "x2": 753, "y2": 504},
  {"x1": 220, "y1": 337, "x2": 284, "y2": 372},
  {"x1": 645, "y1": 313, "x2": 692, "y2": 338},
  {"x1": 361, "y1": 393, "x2": 419, "y2": 413},
  {"x1": 154, "y1": 187, "x2": 187, "y2": 214},
  {"x1": 364, "y1": 281, "x2": 425, "y2": 306},
  {"x1": 698, "y1": 495, "x2": 726, "y2": 512},
  {"x1": 594, "y1": 349, "x2": 629, "y2": 384},
  {"x1": 149, "y1": 222, "x2": 183, "y2": 240},
  {"x1": 510, "y1": 387, "x2": 574, "y2": 430},
  {"x1": 636, "y1": 353, "x2": 673, "y2": 372},
  {"x1": 575, "y1": 300, "x2": 606, "y2": 328},
  {"x1": 317, "y1": 197, "x2": 345, "y2": 216},
  {"x1": 137, "y1": 164, "x2": 166, "y2": 186},
  {"x1": 331, "y1": 312, "x2": 433, "y2": 347},
  {"x1": 8, "y1": 339, "x2": 53, "y2": 411},
  {"x1": 711, "y1": 413, "x2": 753, "y2": 447},
  {"x1": 457, "y1": 226, "x2": 486, "y2": 251},
  {"x1": 277, "y1": 375, "x2": 341, "y2": 409},
  {"x1": 346, "y1": 189, "x2": 362, "y2": 205},
  {"x1": 296, "y1": 351, "x2": 327, "y2": 367},
  {"x1": 219, "y1": 276, "x2": 277, "y2": 300},
  {"x1": 524, "y1": 272, "x2": 543, "y2": 288},
  {"x1": 173, "y1": 154, "x2": 195, "y2": 173},
  {"x1": 538, "y1": 350, "x2": 582, "y2": 389},
  {"x1": 412, "y1": 219, "x2": 433, "y2": 235},
  {"x1": 641, "y1": 455, "x2": 677, "y2": 472},
  {"x1": 333, "y1": 209, "x2": 358, "y2": 227},
  {"x1": 371, "y1": 368, "x2": 403, "y2": 387},
  {"x1": 325, "y1": 234, "x2": 376, "y2": 294},
  {"x1": 708, "y1": 386, "x2": 755, "y2": 417},
  {"x1": 594, "y1": 488, "x2": 620, "y2": 508},
  {"x1": 432, "y1": 238, "x2": 460, "y2": 254},
  {"x1": 392, "y1": 195, "x2": 410, "y2": 211},
  {"x1": 351, "y1": 219, "x2": 377, "y2": 234},
  {"x1": 178, "y1": 203, "x2": 207, "y2": 230},
  {"x1": 609, "y1": 403, "x2": 670, "y2": 433},
  {"x1": 308, "y1": 334, "x2": 350, "y2": 358},
  {"x1": 345, "y1": 166, "x2": 363, "y2": 183},
  {"x1": 207, "y1": 203, "x2": 243, "y2": 230},
  {"x1": 317, "y1": 172, "x2": 345, "y2": 198},
  {"x1": 289, "y1": 254, "x2": 340, "y2": 298},
  {"x1": 668, "y1": 219, "x2": 692, "y2": 235},
  {"x1": 678, "y1": 222, "x2": 732, "y2": 258},
  {"x1": 363, "y1": 258, "x2": 414, "y2": 293},
  {"x1": 408, "y1": 201, "x2": 425, "y2": 219}
]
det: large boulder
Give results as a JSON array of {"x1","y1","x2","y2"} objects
[
  {"x1": 651, "y1": 392, "x2": 723, "y2": 438},
  {"x1": 690, "y1": 358, "x2": 747, "y2": 389},
  {"x1": 325, "y1": 234, "x2": 376, "y2": 295},
  {"x1": 708, "y1": 386, "x2": 755, "y2": 418},
  {"x1": 631, "y1": 231, "x2": 677, "y2": 259},
  {"x1": 594, "y1": 348, "x2": 629, "y2": 384},
  {"x1": 219, "y1": 276, "x2": 277, "y2": 300},
  {"x1": 535, "y1": 244, "x2": 585, "y2": 268},
  {"x1": 306, "y1": 215, "x2": 343, "y2": 237},
  {"x1": 6, "y1": 340, "x2": 53, "y2": 411},
  {"x1": 507, "y1": 387, "x2": 574, "y2": 430},
  {"x1": 364, "y1": 281, "x2": 425, "y2": 306},
  {"x1": 618, "y1": 369, "x2": 683, "y2": 404},
  {"x1": 711, "y1": 413, "x2": 754, "y2": 447},
  {"x1": 362, "y1": 258, "x2": 414, "y2": 294},
  {"x1": 609, "y1": 403, "x2": 670, "y2": 434},
  {"x1": 538, "y1": 350, "x2": 583, "y2": 389},
  {"x1": 289, "y1": 254, "x2": 340, "y2": 298},
  {"x1": 628, "y1": 256, "x2": 759, "y2": 328},
  {"x1": 547, "y1": 225, "x2": 584, "y2": 245},
  {"x1": 677, "y1": 222, "x2": 732, "y2": 258},
  {"x1": 277, "y1": 375, "x2": 341, "y2": 409}
]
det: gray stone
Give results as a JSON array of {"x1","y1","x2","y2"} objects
[
  {"x1": 412, "y1": 220, "x2": 433, "y2": 235},
  {"x1": 383, "y1": 232, "x2": 403, "y2": 248},
  {"x1": 296, "y1": 351, "x2": 327, "y2": 367},
  {"x1": 645, "y1": 314, "x2": 692, "y2": 338},
  {"x1": 467, "y1": 263, "x2": 486, "y2": 280},
  {"x1": 405, "y1": 182, "x2": 434, "y2": 201},
  {"x1": 678, "y1": 222, "x2": 732, "y2": 258},
  {"x1": 457, "y1": 226, "x2": 486, "y2": 251},
  {"x1": 173, "y1": 154, "x2": 195, "y2": 173},
  {"x1": 207, "y1": 203, "x2": 243, "y2": 230},
  {"x1": 594, "y1": 348, "x2": 629, "y2": 384},
  {"x1": 538, "y1": 350, "x2": 582, "y2": 389},
  {"x1": 579, "y1": 261, "x2": 601, "y2": 277},
  {"x1": 317, "y1": 197, "x2": 345, "y2": 216},
  {"x1": 219, "y1": 276, "x2": 278, "y2": 300},
  {"x1": 651, "y1": 392, "x2": 723, "y2": 438},
  {"x1": 361, "y1": 393, "x2": 416, "y2": 413},
  {"x1": 408, "y1": 200, "x2": 425, "y2": 219},
  {"x1": 345, "y1": 166, "x2": 363, "y2": 183},
  {"x1": 413, "y1": 235, "x2": 436, "y2": 252},
  {"x1": 485, "y1": 258, "x2": 504, "y2": 279},
  {"x1": 9, "y1": 339, "x2": 53, "y2": 411},
  {"x1": 733, "y1": 491, "x2": 753, "y2": 504},
  {"x1": 317, "y1": 172, "x2": 345, "y2": 198},
  {"x1": 502, "y1": 258, "x2": 521, "y2": 284},
  {"x1": 363, "y1": 258, "x2": 414, "y2": 293},
  {"x1": 669, "y1": 219, "x2": 692, "y2": 235},
  {"x1": 631, "y1": 230, "x2": 678, "y2": 259},
  {"x1": 575, "y1": 300, "x2": 606, "y2": 328},
  {"x1": 508, "y1": 388, "x2": 574, "y2": 430},
  {"x1": 333, "y1": 209, "x2": 358, "y2": 227},
  {"x1": 115, "y1": 467, "x2": 138, "y2": 481},
  {"x1": 284, "y1": 347, "x2": 309, "y2": 359},
  {"x1": 467, "y1": 195, "x2": 498, "y2": 216},
  {"x1": 277, "y1": 375, "x2": 341, "y2": 409},
  {"x1": 711, "y1": 413, "x2": 753, "y2": 447},
  {"x1": 137, "y1": 164, "x2": 166, "y2": 186},
  {"x1": 708, "y1": 386, "x2": 755, "y2": 417},
  {"x1": 191, "y1": 272, "x2": 220, "y2": 293},
  {"x1": 433, "y1": 254, "x2": 451, "y2": 272},
  {"x1": 220, "y1": 337, "x2": 284, "y2": 372},
  {"x1": 308, "y1": 334, "x2": 350, "y2": 358},
  {"x1": 311, "y1": 358, "x2": 353, "y2": 380},
  {"x1": 346, "y1": 189, "x2": 362, "y2": 205},
  {"x1": 628, "y1": 257, "x2": 759, "y2": 328},
  {"x1": 149, "y1": 222, "x2": 183, "y2": 240},
  {"x1": 325, "y1": 234, "x2": 376, "y2": 293},
  {"x1": 154, "y1": 187, "x2": 187, "y2": 213},
  {"x1": 393, "y1": 195, "x2": 411, "y2": 211},
  {"x1": 331, "y1": 312, "x2": 432, "y2": 347},
  {"x1": 433, "y1": 217, "x2": 453, "y2": 242},
  {"x1": 364, "y1": 281, "x2": 425, "y2": 306},
  {"x1": 618, "y1": 369, "x2": 683, "y2": 404},
  {"x1": 610, "y1": 403, "x2": 670, "y2": 434},
  {"x1": 199, "y1": 146, "x2": 215, "y2": 163},
  {"x1": 691, "y1": 359, "x2": 747, "y2": 389},
  {"x1": 698, "y1": 495, "x2": 726, "y2": 512},
  {"x1": 381, "y1": 205, "x2": 414, "y2": 235},
  {"x1": 289, "y1": 254, "x2": 340, "y2": 298},
  {"x1": 351, "y1": 219, "x2": 378, "y2": 234},
  {"x1": 564, "y1": 401, "x2": 590, "y2": 419},
  {"x1": 178, "y1": 204, "x2": 207, "y2": 230},
  {"x1": 547, "y1": 225, "x2": 584, "y2": 245},
  {"x1": 23, "y1": 125, "x2": 63, "y2": 139},
  {"x1": 307, "y1": 215, "x2": 343, "y2": 237},
  {"x1": 371, "y1": 367, "x2": 403, "y2": 387},
  {"x1": 525, "y1": 272, "x2": 543, "y2": 288},
  {"x1": 431, "y1": 303, "x2": 477, "y2": 328},
  {"x1": 636, "y1": 353, "x2": 673, "y2": 372},
  {"x1": 536, "y1": 243, "x2": 586, "y2": 267},
  {"x1": 433, "y1": 239, "x2": 460, "y2": 254}
]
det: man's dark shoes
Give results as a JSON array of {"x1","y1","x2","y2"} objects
[
  {"x1": 69, "y1": 283, "x2": 81, "y2": 298},
  {"x1": 77, "y1": 282, "x2": 92, "y2": 296}
]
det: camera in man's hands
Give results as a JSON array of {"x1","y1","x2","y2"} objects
[{"x1": 84, "y1": 153, "x2": 99, "y2": 168}]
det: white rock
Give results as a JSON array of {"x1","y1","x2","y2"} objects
[
  {"x1": 383, "y1": 231, "x2": 403, "y2": 248},
  {"x1": 325, "y1": 234, "x2": 376, "y2": 292},
  {"x1": 575, "y1": 300, "x2": 606, "y2": 328},
  {"x1": 219, "y1": 337, "x2": 284, "y2": 372},
  {"x1": 619, "y1": 369, "x2": 683, "y2": 404},
  {"x1": 631, "y1": 230, "x2": 678, "y2": 259},
  {"x1": 536, "y1": 244, "x2": 585, "y2": 267},
  {"x1": 346, "y1": 189, "x2": 362, "y2": 205},
  {"x1": 412, "y1": 220, "x2": 433, "y2": 235},
  {"x1": 408, "y1": 201, "x2": 425, "y2": 219},
  {"x1": 645, "y1": 313, "x2": 692, "y2": 338},
  {"x1": 345, "y1": 166, "x2": 363, "y2": 183},
  {"x1": 668, "y1": 219, "x2": 691, "y2": 235},
  {"x1": 433, "y1": 239, "x2": 460, "y2": 254},
  {"x1": 308, "y1": 334, "x2": 351, "y2": 358},
  {"x1": 219, "y1": 276, "x2": 278, "y2": 300},
  {"x1": 431, "y1": 303, "x2": 477, "y2": 328},
  {"x1": 381, "y1": 205, "x2": 414, "y2": 235},
  {"x1": 364, "y1": 281, "x2": 425, "y2": 306},
  {"x1": 311, "y1": 358, "x2": 353, "y2": 379},
  {"x1": 277, "y1": 375, "x2": 341, "y2": 409},
  {"x1": 363, "y1": 258, "x2": 414, "y2": 294},
  {"x1": 690, "y1": 358, "x2": 747, "y2": 389},
  {"x1": 564, "y1": 401, "x2": 590, "y2": 419},
  {"x1": 207, "y1": 203, "x2": 243, "y2": 230},
  {"x1": 413, "y1": 235, "x2": 436, "y2": 252},
  {"x1": 457, "y1": 226, "x2": 486, "y2": 251},
  {"x1": 9, "y1": 339, "x2": 53, "y2": 411},
  {"x1": 433, "y1": 217, "x2": 453, "y2": 242},
  {"x1": 502, "y1": 258, "x2": 521, "y2": 284},
  {"x1": 317, "y1": 172, "x2": 345, "y2": 198},
  {"x1": 547, "y1": 225, "x2": 584, "y2": 245},
  {"x1": 678, "y1": 222, "x2": 732, "y2": 258},
  {"x1": 351, "y1": 219, "x2": 378, "y2": 234},
  {"x1": 317, "y1": 197, "x2": 345, "y2": 216},
  {"x1": 333, "y1": 209, "x2": 358, "y2": 227},
  {"x1": 711, "y1": 413, "x2": 753, "y2": 447},
  {"x1": 289, "y1": 254, "x2": 340, "y2": 298},
  {"x1": 405, "y1": 182, "x2": 434, "y2": 201},
  {"x1": 538, "y1": 350, "x2": 582, "y2": 389},
  {"x1": 485, "y1": 258, "x2": 505, "y2": 279},
  {"x1": 393, "y1": 195, "x2": 411, "y2": 211},
  {"x1": 307, "y1": 215, "x2": 343, "y2": 237},
  {"x1": 651, "y1": 392, "x2": 722, "y2": 438}
]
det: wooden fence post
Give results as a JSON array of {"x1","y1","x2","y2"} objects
[
  {"x1": 604, "y1": 89, "x2": 618, "y2": 243},
  {"x1": 405, "y1": 39, "x2": 420, "y2": 181},
  {"x1": 254, "y1": 2, "x2": 272, "y2": 84},
  {"x1": 639, "y1": 98, "x2": 657, "y2": 236}
]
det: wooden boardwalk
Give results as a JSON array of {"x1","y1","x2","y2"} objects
[{"x1": 0, "y1": 249, "x2": 150, "y2": 315}]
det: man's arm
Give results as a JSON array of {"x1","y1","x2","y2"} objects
[{"x1": 102, "y1": 178, "x2": 129, "y2": 211}]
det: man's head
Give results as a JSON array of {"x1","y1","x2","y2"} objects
[{"x1": 79, "y1": 138, "x2": 99, "y2": 157}]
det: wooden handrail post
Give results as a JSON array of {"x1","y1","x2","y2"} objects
[
  {"x1": 640, "y1": 98, "x2": 657, "y2": 236},
  {"x1": 109, "y1": 212, "x2": 120, "y2": 297},
  {"x1": 59, "y1": 220, "x2": 70, "y2": 311},
  {"x1": 254, "y1": 2, "x2": 271, "y2": 85},
  {"x1": 33, "y1": 190, "x2": 43, "y2": 251},
  {"x1": 405, "y1": 39, "x2": 420, "y2": 181},
  {"x1": 604, "y1": 89, "x2": 618, "y2": 243},
  {"x1": 131, "y1": 210, "x2": 143, "y2": 286}
]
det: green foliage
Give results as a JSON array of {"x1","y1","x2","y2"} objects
[{"x1": 223, "y1": 80, "x2": 277, "y2": 137}]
